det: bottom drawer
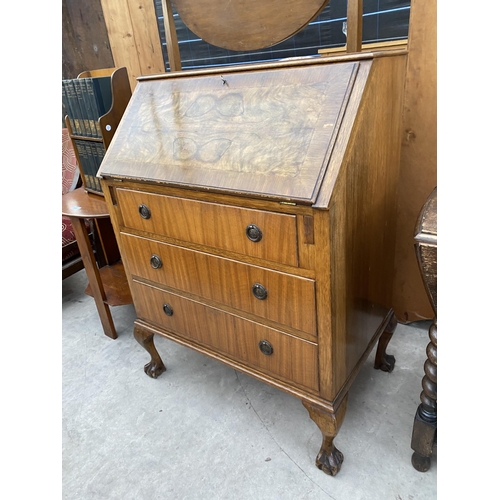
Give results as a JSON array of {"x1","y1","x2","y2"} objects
[{"x1": 133, "y1": 281, "x2": 319, "y2": 391}]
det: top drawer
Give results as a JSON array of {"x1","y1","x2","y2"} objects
[{"x1": 116, "y1": 188, "x2": 298, "y2": 266}]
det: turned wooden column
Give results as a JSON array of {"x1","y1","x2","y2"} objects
[{"x1": 411, "y1": 187, "x2": 437, "y2": 472}]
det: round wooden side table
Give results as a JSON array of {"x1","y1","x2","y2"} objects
[{"x1": 62, "y1": 187, "x2": 132, "y2": 339}]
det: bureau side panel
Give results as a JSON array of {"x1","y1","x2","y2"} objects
[
  {"x1": 339, "y1": 54, "x2": 407, "y2": 374},
  {"x1": 313, "y1": 62, "x2": 372, "y2": 402}
]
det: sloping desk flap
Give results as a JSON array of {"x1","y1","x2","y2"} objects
[{"x1": 99, "y1": 61, "x2": 360, "y2": 204}]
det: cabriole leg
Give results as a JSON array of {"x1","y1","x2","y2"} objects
[
  {"x1": 133, "y1": 324, "x2": 166, "y2": 379},
  {"x1": 374, "y1": 311, "x2": 397, "y2": 372},
  {"x1": 302, "y1": 395, "x2": 348, "y2": 476}
]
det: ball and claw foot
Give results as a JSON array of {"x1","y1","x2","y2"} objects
[
  {"x1": 316, "y1": 446, "x2": 344, "y2": 476},
  {"x1": 377, "y1": 353, "x2": 396, "y2": 373},
  {"x1": 374, "y1": 312, "x2": 397, "y2": 372},
  {"x1": 134, "y1": 324, "x2": 167, "y2": 379},
  {"x1": 303, "y1": 396, "x2": 348, "y2": 477},
  {"x1": 144, "y1": 359, "x2": 166, "y2": 379}
]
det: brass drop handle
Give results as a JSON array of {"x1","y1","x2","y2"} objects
[
  {"x1": 252, "y1": 283, "x2": 268, "y2": 300},
  {"x1": 162, "y1": 303, "x2": 173, "y2": 316},
  {"x1": 259, "y1": 340, "x2": 273, "y2": 356},
  {"x1": 150, "y1": 254, "x2": 162, "y2": 269},
  {"x1": 246, "y1": 224, "x2": 262, "y2": 242},
  {"x1": 139, "y1": 204, "x2": 151, "y2": 219}
]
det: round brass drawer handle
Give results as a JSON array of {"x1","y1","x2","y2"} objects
[
  {"x1": 150, "y1": 254, "x2": 162, "y2": 269},
  {"x1": 162, "y1": 303, "x2": 174, "y2": 316},
  {"x1": 246, "y1": 224, "x2": 262, "y2": 242},
  {"x1": 138, "y1": 204, "x2": 151, "y2": 219},
  {"x1": 252, "y1": 283, "x2": 268, "y2": 300},
  {"x1": 259, "y1": 340, "x2": 273, "y2": 356}
]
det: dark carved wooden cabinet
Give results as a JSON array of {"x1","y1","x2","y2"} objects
[
  {"x1": 98, "y1": 50, "x2": 407, "y2": 476},
  {"x1": 411, "y1": 188, "x2": 437, "y2": 471}
]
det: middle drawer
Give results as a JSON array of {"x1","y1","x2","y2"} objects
[{"x1": 121, "y1": 232, "x2": 317, "y2": 337}]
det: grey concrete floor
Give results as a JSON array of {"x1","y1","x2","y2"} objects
[{"x1": 62, "y1": 269, "x2": 437, "y2": 500}]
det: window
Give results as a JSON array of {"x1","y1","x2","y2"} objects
[{"x1": 153, "y1": 0, "x2": 411, "y2": 70}]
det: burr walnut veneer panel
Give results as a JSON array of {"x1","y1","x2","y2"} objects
[{"x1": 101, "y1": 62, "x2": 359, "y2": 204}]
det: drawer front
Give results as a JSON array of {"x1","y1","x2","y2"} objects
[
  {"x1": 121, "y1": 233, "x2": 316, "y2": 336},
  {"x1": 133, "y1": 281, "x2": 319, "y2": 391},
  {"x1": 116, "y1": 188, "x2": 298, "y2": 266}
]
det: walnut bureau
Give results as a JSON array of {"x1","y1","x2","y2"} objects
[{"x1": 98, "y1": 50, "x2": 407, "y2": 476}]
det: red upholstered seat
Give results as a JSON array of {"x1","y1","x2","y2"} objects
[
  {"x1": 62, "y1": 128, "x2": 79, "y2": 196},
  {"x1": 63, "y1": 215, "x2": 90, "y2": 262},
  {"x1": 62, "y1": 128, "x2": 90, "y2": 277}
]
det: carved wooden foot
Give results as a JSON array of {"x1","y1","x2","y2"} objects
[
  {"x1": 302, "y1": 395, "x2": 348, "y2": 476},
  {"x1": 133, "y1": 324, "x2": 166, "y2": 379},
  {"x1": 411, "y1": 450, "x2": 431, "y2": 472},
  {"x1": 374, "y1": 311, "x2": 397, "y2": 372}
]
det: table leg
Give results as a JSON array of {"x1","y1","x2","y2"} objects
[
  {"x1": 94, "y1": 217, "x2": 121, "y2": 266},
  {"x1": 410, "y1": 318, "x2": 437, "y2": 471},
  {"x1": 70, "y1": 216, "x2": 117, "y2": 340}
]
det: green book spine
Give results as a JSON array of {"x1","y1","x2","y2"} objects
[
  {"x1": 74, "y1": 79, "x2": 91, "y2": 137},
  {"x1": 71, "y1": 80, "x2": 86, "y2": 137},
  {"x1": 94, "y1": 142, "x2": 106, "y2": 169},
  {"x1": 64, "y1": 80, "x2": 82, "y2": 136},
  {"x1": 62, "y1": 81, "x2": 76, "y2": 134},
  {"x1": 80, "y1": 78, "x2": 98, "y2": 138},
  {"x1": 74, "y1": 140, "x2": 92, "y2": 190},
  {"x1": 91, "y1": 143, "x2": 104, "y2": 192},
  {"x1": 83, "y1": 141, "x2": 97, "y2": 191},
  {"x1": 84, "y1": 78, "x2": 102, "y2": 138}
]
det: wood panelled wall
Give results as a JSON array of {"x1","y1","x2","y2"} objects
[
  {"x1": 62, "y1": 0, "x2": 114, "y2": 125},
  {"x1": 62, "y1": 0, "x2": 114, "y2": 79},
  {"x1": 99, "y1": 0, "x2": 165, "y2": 91},
  {"x1": 392, "y1": 0, "x2": 436, "y2": 323},
  {"x1": 62, "y1": 0, "x2": 437, "y2": 322}
]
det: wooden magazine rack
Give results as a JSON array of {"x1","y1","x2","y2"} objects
[{"x1": 65, "y1": 67, "x2": 131, "y2": 195}]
